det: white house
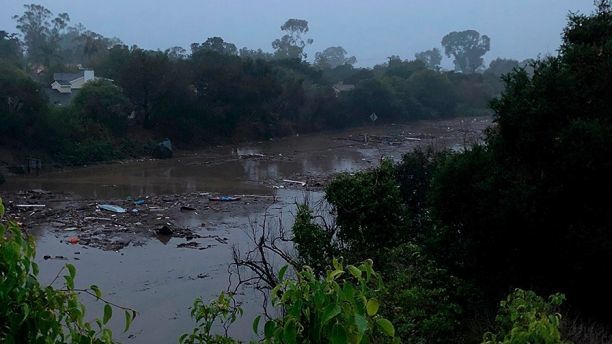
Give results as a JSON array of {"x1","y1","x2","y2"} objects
[{"x1": 50, "y1": 70, "x2": 95, "y2": 94}]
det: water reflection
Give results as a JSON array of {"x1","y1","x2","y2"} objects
[{"x1": 1, "y1": 118, "x2": 490, "y2": 200}]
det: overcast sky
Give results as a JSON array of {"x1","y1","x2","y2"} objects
[{"x1": 1, "y1": 0, "x2": 595, "y2": 67}]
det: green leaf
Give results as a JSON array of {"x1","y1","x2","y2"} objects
[
  {"x1": 278, "y1": 265, "x2": 289, "y2": 281},
  {"x1": 354, "y1": 314, "x2": 368, "y2": 336},
  {"x1": 253, "y1": 315, "x2": 261, "y2": 335},
  {"x1": 330, "y1": 323, "x2": 348, "y2": 344},
  {"x1": 332, "y1": 258, "x2": 342, "y2": 271},
  {"x1": 264, "y1": 320, "x2": 276, "y2": 338},
  {"x1": 66, "y1": 264, "x2": 76, "y2": 280},
  {"x1": 21, "y1": 304, "x2": 29, "y2": 324},
  {"x1": 283, "y1": 319, "x2": 298, "y2": 344},
  {"x1": 123, "y1": 310, "x2": 132, "y2": 332},
  {"x1": 329, "y1": 270, "x2": 344, "y2": 280},
  {"x1": 103, "y1": 304, "x2": 112, "y2": 324},
  {"x1": 348, "y1": 265, "x2": 362, "y2": 279},
  {"x1": 366, "y1": 299, "x2": 379, "y2": 316},
  {"x1": 376, "y1": 318, "x2": 395, "y2": 337},
  {"x1": 0, "y1": 198, "x2": 5, "y2": 218},
  {"x1": 322, "y1": 304, "x2": 341, "y2": 326},
  {"x1": 341, "y1": 283, "x2": 355, "y2": 301},
  {"x1": 101, "y1": 328, "x2": 113, "y2": 343},
  {"x1": 90, "y1": 285, "x2": 102, "y2": 299}
]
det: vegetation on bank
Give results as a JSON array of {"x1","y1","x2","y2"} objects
[
  {"x1": 1, "y1": 4, "x2": 527, "y2": 165},
  {"x1": 282, "y1": 2, "x2": 612, "y2": 342},
  {"x1": 0, "y1": 199, "x2": 565, "y2": 343}
]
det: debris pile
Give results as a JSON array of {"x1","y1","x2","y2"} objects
[{"x1": 2, "y1": 190, "x2": 271, "y2": 251}]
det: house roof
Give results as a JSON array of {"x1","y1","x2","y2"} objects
[
  {"x1": 55, "y1": 80, "x2": 72, "y2": 86},
  {"x1": 53, "y1": 72, "x2": 84, "y2": 82}
]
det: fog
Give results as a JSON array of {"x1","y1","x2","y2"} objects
[{"x1": 1, "y1": 0, "x2": 594, "y2": 67}]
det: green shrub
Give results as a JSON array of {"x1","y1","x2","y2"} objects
[
  {"x1": 55, "y1": 139, "x2": 122, "y2": 165},
  {"x1": 0, "y1": 198, "x2": 135, "y2": 343},
  {"x1": 381, "y1": 244, "x2": 468, "y2": 343},
  {"x1": 258, "y1": 259, "x2": 397, "y2": 343},
  {"x1": 179, "y1": 292, "x2": 241, "y2": 344},
  {"x1": 482, "y1": 289, "x2": 567, "y2": 344},
  {"x1": 182, "y1": 259, "x2": 398, "y2": 343},
  {"x1": 325, "y1": 160, "x2": 410, "y2": 262},
  {"x1": 72, "y1": 80, "x2": 132, "y2": 137},
  {"x1": 292, "y1": 204, "x2": 338, "y2": 275}
]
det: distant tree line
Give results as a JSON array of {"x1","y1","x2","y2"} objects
[{"x1": 2, "y1": 4, "x2": 528, "y2": 165}]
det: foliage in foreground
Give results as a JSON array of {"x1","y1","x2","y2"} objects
[
  {"x1": 482, "y1": 289, "x2": 567, "y2": 344},
  {"x1": 182, "y1": 260, "x2": 397, "y2": 344},
  {"x1": 0, "y1": 198, "x2": 134, "y2": 343},
  {"x1": 2, "y1": 195, "x2": 569, "y2": 343},
  {"x1": 179, "y1": 291, "x2": 241, "y2": 344}
]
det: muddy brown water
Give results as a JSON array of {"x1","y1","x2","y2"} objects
[{"x1": 0, "y1": 117, "x2": 490, "y2": 343}]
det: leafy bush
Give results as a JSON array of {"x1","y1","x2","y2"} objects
[
  {"x1": 179, "y1": 292, "x2": 241, "y2": 344},
  {"x1": 482, "y1": 289, "x2": 567, "y2": 344},
  {"x1": 381, "y1": 244, "x2": 468, "y2": 344},
  {"x1": 182, "y1": 260, "x2": 398, "y2": 343},
  {"x1": 72, "y1": 79, "x2": 132, "y2": 137},
  {"x1": 257, "y1": 259, "x2": 397, "y2": 343},
  {"x1": 55, "y1": 139, "x2": 122, "y2": 166},
  {"x1": 292, "y1": 204, "x2": 338, "y2": 276},
  {"x1": 0, "y1": 61, "x2": 47, "y2": 142},
  {"x1": 394, "y1": 148, "x2": 448, "y2": 238},
  {"x1": 325, "y1": 160, "x2": 410, "y2": 261},
  {"x1": 0, "y1": 198, "x2": 135, "y2": 343}
]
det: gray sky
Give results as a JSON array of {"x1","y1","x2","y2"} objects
[{"x1": 1, "y1": 0, "x2": 595, "y2": 67}]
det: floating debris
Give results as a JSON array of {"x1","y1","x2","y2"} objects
[
  {"x1": 98, "y1": 204, "x2": 127, "y2": 213},
  {"x1": 209, "y1": 196, "x2": 241, "y2": 202},
  {"x1": 16, "y1": 204, "x2": 46, "y2": 208},
  {"x1": 282, "y1": 179, "x2": 307, "y2": 187}
]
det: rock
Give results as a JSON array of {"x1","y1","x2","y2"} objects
[
  {"x1": 177, "y1": 241, "x2": 200, "y2": 249},
  {"x1": 157, "y1": 225, "x2": 173, "y2": 236}
]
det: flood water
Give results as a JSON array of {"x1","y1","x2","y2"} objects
[{"x1": 0, "y1": 117, "x2": 490, "y2": 343}]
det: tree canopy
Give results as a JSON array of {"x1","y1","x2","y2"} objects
[
  {"x1": 414, "y1": 48, "x2": 442, "y2": 70},
  {"x1": 272, "y1": 18, "x2": 313, "y2": 60},
  {"x1": 442, "y1": 30, "x2": 490, "y2": 73},
  {"x1": 314, "y1": 46, "x2": 357, "y2": 69}
]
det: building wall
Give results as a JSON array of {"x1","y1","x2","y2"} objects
[{"x1": 83, "y1": 70, "x2": 94, "y2": 81}]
